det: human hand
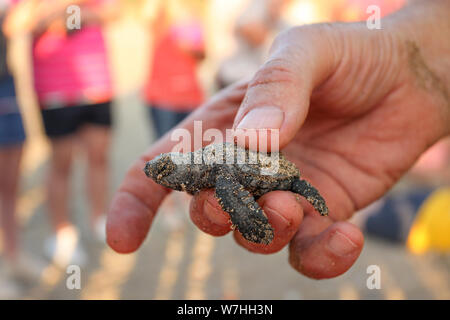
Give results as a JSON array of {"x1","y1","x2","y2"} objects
[{"x1": 107, "y1": 0, "x2": 450, "y2": 279}]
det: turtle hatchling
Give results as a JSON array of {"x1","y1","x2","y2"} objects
[{"x1": 144, "y1": 142, "x2": 328, "y2": 245}]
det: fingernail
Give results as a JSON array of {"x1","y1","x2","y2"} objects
[
  {"x1": 328, "y1": 231, "x2": 358, "y2": 256},
  {"x1": 236, "y1": 106, "x2": 284, "y2": 130},
  {"x1": 203, "y1": 199, "x2": 230, "y2": 226}
]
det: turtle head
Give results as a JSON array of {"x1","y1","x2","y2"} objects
[
  {"x1": 143, "y1": 152, "x2": 193, "y2": 187},
  {"x1": 144, "y1": 154, "x2": 178, "y2": 183}
]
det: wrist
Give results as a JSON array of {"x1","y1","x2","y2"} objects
[{"x1": 386, "y1": 0, "x2": 450, "y2": 137}]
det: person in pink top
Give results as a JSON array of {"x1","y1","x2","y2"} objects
[
  {"x1": 32, "y1": 1, "x2": 114, "y2": 108},
  {"x1": 7, "y1": 0, "x2": 118, "y2": 267},
  {"x1": 144, "y1": 3, "x2": 205, "y2": 138}
]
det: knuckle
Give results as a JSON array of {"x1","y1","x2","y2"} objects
[
  {"x1": 271, "y1": 23, "x2": 345, "y2": 66},
  {"x1": 248, "y1": 58, "x2": 297, "y2": 90},
  {"x1": 287, "y1": 23, "x2": 343, "y2": 42}
]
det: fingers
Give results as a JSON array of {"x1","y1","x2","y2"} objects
[
  {"x1": 189, "y1": 188, "x2": 363, "y2": 277},
  {"x1": 233, "y1": 191, "x2": 304, "y2": 254},
  {"x1": 232, "y1": 25, "x2": 341, "y2": 150},
  {"x1": 288, "y1": 214, "x2": 364, "y2": 279},
  {"x1": 189, "y1": 190, "x2": 303, "y2": 254},
  {"x1": 189, "y1": 189, "x2": 232, "y2": 236}
]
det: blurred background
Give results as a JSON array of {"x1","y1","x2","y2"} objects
[{"x1": 0, "y1": 0, "x2": 449, "y2": 299}]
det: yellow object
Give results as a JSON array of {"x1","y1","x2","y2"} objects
[{"x1": 407, "y1": 188, "x2": 450, "y2": 254}]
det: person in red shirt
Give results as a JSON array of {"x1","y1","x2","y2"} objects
[{"x1": 144, "y1": 3, "x2": 205, "y2": 138}]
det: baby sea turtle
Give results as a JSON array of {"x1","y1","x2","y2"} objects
[{"x1": 144, "y1": 143, "x2": 328, "y2": 245}]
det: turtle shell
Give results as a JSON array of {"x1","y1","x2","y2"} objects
[{"x1": 234, "y1": 148, "x2": 300, "y2": 179}]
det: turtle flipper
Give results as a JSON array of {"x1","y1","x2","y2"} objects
[
  {"x1": 291, "y1": 179, "x2": 329, "y2": 216},
  {"x1": 215, "y1": 173, "x2": 274, "y2": 244}
]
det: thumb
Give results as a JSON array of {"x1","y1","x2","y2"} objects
[{"x1": 232, "y1": 25, "x2": 340, "y2": 150}]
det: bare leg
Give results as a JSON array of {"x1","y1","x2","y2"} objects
[
  {"x1": 0, "y1": 145, "x2": 23, "y2": 261},
  {"x1": 79, "y1": 125, "x2": 111, "y2": 227},
  {"x1": 47, "y1": 136, "x2": 76, "y2": 231}
]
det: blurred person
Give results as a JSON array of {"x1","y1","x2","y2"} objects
[
  {"x1": 143, "y1": 0, "x2": 206, "y2": 230},
  {"x1": 0, "y1": 0, "x2": 43, "y2": 297},
  {"x1": 6, "y1": 0, "x2": 118, "y2": 268},
  {"x1": 144, "y1": 0, "x2": 206, "y2": 139},
  {"x1": 216, "y1": 0, "x2": 291, "y2": 89},
  {"x1": 106, "y1": 0, "x2": 450, "y2": 279}
]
